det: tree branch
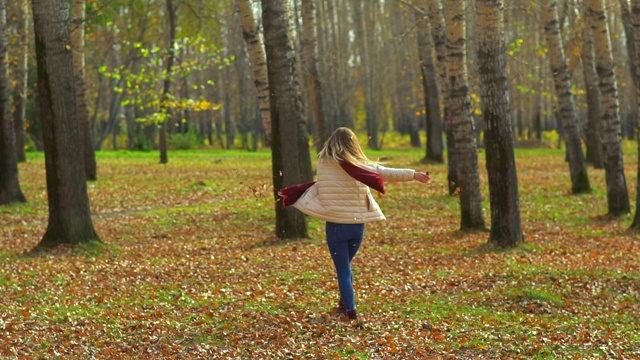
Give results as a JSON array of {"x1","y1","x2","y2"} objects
[{"x1": 397, "y1": 0, "x2": 426, "y2": 16}]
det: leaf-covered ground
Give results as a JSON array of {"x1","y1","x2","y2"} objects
[{"x1": 1, "y1": 148, "x2": 639, "y2": 359}]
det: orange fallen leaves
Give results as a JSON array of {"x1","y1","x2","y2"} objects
[{"x1": 0, "y1": 150, "x2": 639, "y2": 358}]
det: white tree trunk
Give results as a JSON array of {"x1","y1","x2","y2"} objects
[
  {"x1": 541, "y1": 0, "x2": 590, "y2": 194},
  {"x1": 587, "y1": 0, "x2": 630, "y2": 216},
  {"x1": 234, "y1": 0, "x2": 272, "y2": 143},
  {"x1": 444, "y1": 0, "x2": 485, "y2": 229}
]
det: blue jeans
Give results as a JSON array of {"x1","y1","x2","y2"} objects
[{"x1": 326, "y1": 222, "x2": 365, "y2": 311}]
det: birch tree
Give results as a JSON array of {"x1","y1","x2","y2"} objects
[
  {"x1": 444, "y1": 0, "x2": 485, "y2": 229},
  {"x1": 587, "y1": 0, "x2": 630, "y2": 216},
  {"x1": 476, "y1": 0, "x2": 523, "y2": 246},
  {"x1": 541, "y1": 0, "x2": 590, "y2": 194},
  {"x1": 234, "y1": 0, "x2": 272, "y2": 143}
]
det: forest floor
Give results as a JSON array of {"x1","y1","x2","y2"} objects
[{"x1": 1, "y1": 146, "x2": 639, "y2": 359}]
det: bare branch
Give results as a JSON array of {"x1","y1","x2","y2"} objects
[{"x1": 397, "y1": 0, "x2": 426, "y2": 16}]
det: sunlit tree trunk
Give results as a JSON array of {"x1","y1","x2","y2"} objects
[
  {"x1": 301, "y1": 0, "x2": 328, "y2": 152},
  {"x1": 444, "y1": 0, "x2": 485, "y2": 230},
  {"x1": 0, "y1": 0, "x2": 26, "y2": 205},
  {"x1": 587, "y1": 0, "x2": 631, "y2": 216},
  {"x1": 12, "y1": 0, "x2": 28, "y2": 163},
  {"x1": 476, "y1": 0, "x2": 523, "y2": 246},
  {"x1": 416, "y1": 0, "x2": 444, "y2": 163},
  {"x1": 629, "y1": 0, "x2": 640, "y2": 228},
  {"x1": 541, "y1": 0, "x2": 590, "y2": 194},
  {"x1": 262, "y1": 0, "x2": 312, "y2": 238},
  {"x1": 72, "y1": 0, "x2": 97, "y2": 180},
  {"x1": 159, "y1": 0, "x2": 176, "y2": 164},
  {"x1": 31, "y1": 0, "x2": 99, "y2": 249},
  {"x1": 234, "y1": 0, "x2": 272, "y2": 145},
  {"x1": 581, "y1": 22, "x2": 604, "y2": 169}
]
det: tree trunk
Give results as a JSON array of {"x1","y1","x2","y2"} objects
[
  {"x1": 12, "y1": 0, "x2": 28, "y2": 163},
  {"x1": 629, "y1": 0, "x2": 640, "y2": 228},
  {"x1": 427, "y1": 0, "x2": 457, "y2": 193},
  {"x1": 72, "y1": 0, "x2": 97, "y2": 180},
  {"x1": 587, "y1": 0, "x2": 631, "y2": 216},
  {"x1": 234, "y1": 0, "x2": 272, "y2": 145},
  {"x1": 159, "y1": 0, "x2": 176, "y2": 164},
  {"x1": 327, "y1": 0, "x2": 354, "y2": 131},
  {"x1": 476, "y1": 0, "x2": 523, "y2": 247},
  {"x1": 30, "y1": 0, "x2": 99, "y2": 249},
  {"x1": 301, "y1": 0, "x2": 329, "y2": 153},
  {"x1": 581, "y1": 22, "x2": 604, "y2": 169},
  {"x1": 416, "y1": 0, "x2": 444, "y2": 163},
  {"x1": 444, "y1": 0, "x2": 485, "y2": 230},
  {"x1": 620, "y1": 0, "x2": 640, "y2": 141},
  {"x1": 542, "y1": 0, "x2": 591, "y2": 194},
  {"x1": 353, "y1": 0, "x2": 378, "y2": 149},
  {"x1": 262, "y1": 0, "x2": 312, "y2": 239},
  {"x1": 0, "y1": 0, "x2": 26, "y2": 205}
]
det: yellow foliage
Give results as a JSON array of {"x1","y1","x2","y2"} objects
[{"x1": 193, "y1": 99, "x2": 213, "y2": 111}]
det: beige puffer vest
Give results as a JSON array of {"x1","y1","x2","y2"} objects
[{"x1": 292, "y1": 158, "x2": 415, "y2": 224}]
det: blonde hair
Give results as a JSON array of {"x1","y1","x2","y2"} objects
[{"x1": 318, "y1": 127, "x2": 371, "y2": 166}]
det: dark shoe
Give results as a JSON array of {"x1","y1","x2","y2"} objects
[
  {"x1": 345, "y1": 309, "x2": 357, "y2": 320},
  {"x1": 332, "y1": 301, "x2": 347, "y2": 316}
]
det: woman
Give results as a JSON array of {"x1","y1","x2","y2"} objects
[{"x1": 280, "y1": 127, "x2": 430, "y2": 321}]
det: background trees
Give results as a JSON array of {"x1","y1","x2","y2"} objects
[
  {"x1": 5, "y1": 0, "x2": 640, "y2": 242},
  {"x1": 5, "y1": 0, "x2": 637, "y2": 156}
]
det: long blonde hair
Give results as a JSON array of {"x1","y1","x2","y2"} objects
[{"x1": 318, "y1": 127, "x2": 371, "y2": 165}]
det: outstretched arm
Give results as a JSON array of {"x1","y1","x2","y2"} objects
[{"x1": 372, "y1": 164, "x2": 430, "y2": 183}]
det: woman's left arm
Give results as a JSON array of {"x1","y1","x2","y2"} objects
[{"x1": 373, "y1": 164, "x2": 429, "y2": 183}]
